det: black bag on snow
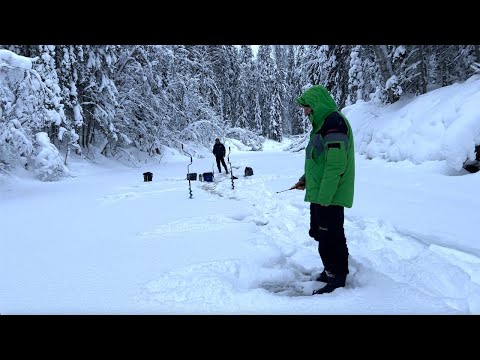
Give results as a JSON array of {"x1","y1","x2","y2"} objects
[{"x1": 203, "y1": 172, "x2": 214, "y2": 182}]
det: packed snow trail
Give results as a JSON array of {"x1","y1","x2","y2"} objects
[{"x1": 138, "y1": 148, "x2": 480, "y2": 314}]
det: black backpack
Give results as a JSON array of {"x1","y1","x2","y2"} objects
[{"x1": 244, "y1": 167, "x2": 253, "y2": 177}]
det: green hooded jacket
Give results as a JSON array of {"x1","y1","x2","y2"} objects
[{"x1": 297, "y1": 85, "x2": 355, "y2": 208}]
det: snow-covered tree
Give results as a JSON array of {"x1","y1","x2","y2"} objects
[
  {"x1": 347, "y1": 45, "x2": 365, "y2": 106},
  {"x1": 291, "y1": 45, "x2": 310, "y2": 134},
  {"x1": 140, "y1": 45, "x2": 221, "y2": 150},
  {"x1": 304, "y1": 45, "x2": 328, "y2": 85},
  {"x1": 33, "y1": 132, "x2": 67, "y2": 181},
  {"x1": 28, "y1": 46, "x2": 66, "y2": 144},
  {"x1": 237, "y1": 46, "x2": 255, "y2": 130},
  {"x1": 256, "y1": 45, "x2": 275, "y2": 137},
  {"x1": 284, "y1": 45, "x2": 301, "y2": 135},
  {"x1": 269, "y1": 86, "x2": 283, "y2": 142},
  {"x1": 302, "y1": 45, "x2": 351, "y2": 108},
  {"x1": 54, "y1": 45, "x2": 84, "y2": 154},
  {"x1": 371, "y1": 45, "x2": 403, "y2": 103},
  {"x1": 205, "y1": 45, "x2": 240, "y2": 126},
  {"x1": 78, "y1": 45, "x2": 120, "y2": 156},
  {"x1": 253, "y1": 91, "x2": 263, "y2": 135},
  {"x1": 389, "y1": 45, "x2": 428, "y2": 96},
  {"x1": 3, "y1": 43, "x2": 480, "y2": 173},
  {"x1": 273, "y1": 45, "x2": 288, "y2": 134},
  {"x1": 0, "y1": 50, "x2": 51, "y2": 171},
  {"x1": 114, "y1": 45, "x2": 169, "y2": 156}
]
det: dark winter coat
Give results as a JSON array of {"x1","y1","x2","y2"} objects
[{"x1": 213, "y1": 143, "x2": 226, "y2": 158}]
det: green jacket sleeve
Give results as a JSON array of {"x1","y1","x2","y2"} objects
[{"x1": 317, "y1": 142, "x2": 347, "y2": 205}]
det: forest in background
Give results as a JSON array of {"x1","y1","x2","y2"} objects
[{"x1": 1, "y1": 45, "x2": 479, "y2": 180}]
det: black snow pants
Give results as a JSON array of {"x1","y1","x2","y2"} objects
[
  {"x1": 309, "y1": 203, "x2": 349, "y2": 277},
  {"x1": 216, "y1": 156, "x2": 228, "y2": 173}
]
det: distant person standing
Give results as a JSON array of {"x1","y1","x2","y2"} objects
[
  {"x1": 212, "y1": 138, "x2": 229, "y2": 174},
  {"x1": 292, "y1": 85, "x2": 355, "y2": 295}
]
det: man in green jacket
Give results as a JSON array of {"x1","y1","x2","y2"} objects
[{"x1": 292, "y1": 85, "x2": 355, "y2": 295}]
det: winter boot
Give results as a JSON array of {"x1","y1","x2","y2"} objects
[
  {"x1": 312, "y1": 272, "x2": 346, "y2": 295},
  {"x1": 312, "y1": 270, "x2": 328, "y2": 283}
]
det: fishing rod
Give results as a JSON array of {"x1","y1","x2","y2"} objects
[
  {"x1": 276, "y1": 186, "x2": 296, "y2": 194},
  {"x1": 182, "y1": 144, "x2": 193, "y2": 199}
]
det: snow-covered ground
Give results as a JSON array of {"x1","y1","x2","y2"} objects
[
  {"x1": 1, "y1": 138, "x2": 479, "y2": 314},
  {"x1": 1, "y1": 75, "x2": 480, "y2": 315}
]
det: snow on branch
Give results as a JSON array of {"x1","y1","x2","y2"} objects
[
  {"x1": 0, "y1": 49, "x2": 32, "y2": 70},
  {"x1": 180, "y1": 120, "x2": 224, "y2": 148}
]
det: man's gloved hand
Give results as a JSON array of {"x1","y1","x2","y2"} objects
[{"x1": 293, "y1": 181, "x2": 305, "y2": 190}]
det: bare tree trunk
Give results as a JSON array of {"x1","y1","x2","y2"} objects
[
  {"x1": 64, "y1": 147, "x2": 70, "y2": 166},
  {"x1": 89, "y1": 120, "x2": 95, "y2": 146},
  {"x1": 419, "y1": 45, "x2": 428, "y2": 94},
  {"x1": 475, "y1": 45, "x2": 480, "y2": 63},
  {"x1": 372, "y1": 46, "x2": 393, "y2": 83},
  {"x1": 24, "y1": 45, "x2": 31, "y2": 57},
  {"x1": 81, "y1": 124, "x2": 86, "y2": 148},
  {"x1": 438, "y1": 45, "x2": 452, "y2": 86},
  {"x1": 372, "y1": 45, "x2": 399, "y2": 103},
  {"x1": 379, "y1": 45, "x2": 394, "y2": 75},
  {"x1": 86, "y1": 117, "x2": 92, "y2": 148},
  {"x1": 49, "y1": 123, "x2": 58, "y2": 148}
]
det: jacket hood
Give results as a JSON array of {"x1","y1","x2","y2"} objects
[{"x1": 296, "y1": 85, "x2": 338, "y2": 129}]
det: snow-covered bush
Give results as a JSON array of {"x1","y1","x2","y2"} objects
[
  {"x1": 0, "y1": 118, "x2": 33, "y2": 172},
  {"x1": 180, "y1": 120, "x2": 224, "y2": 149},
  {"x1": 225, "y1": 127, "x2": 265, "y2": 151},
  {"x1": 284, "y1": 133, "x2": 309, "y2": 152},
  {"x1": 33, "y1": 132, "x2": 67, "y2": 181}
]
